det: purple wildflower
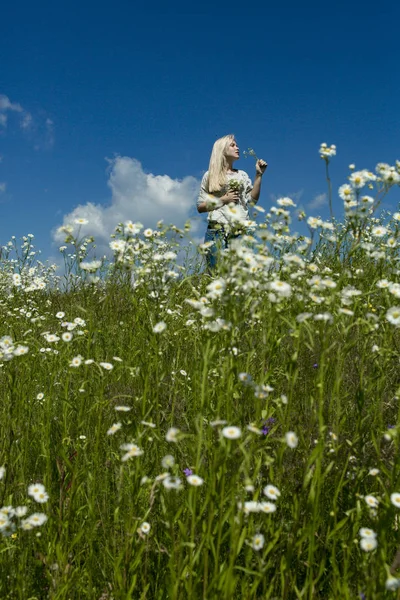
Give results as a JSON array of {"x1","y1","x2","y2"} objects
[
  {"x1": 262, "y1": 417, "x2": 276, "y2": 436},
  {"x1": 183, "y1": 468, "x2": 193, "y2": 477}
]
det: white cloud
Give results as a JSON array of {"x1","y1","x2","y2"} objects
[
  {"x1": 20, "y1": 112, "x2": 33, "y2": 130},
  {"x1": 0, "y1": 182, "x2": 6, "y2": 193},
  {"x1": 53, "y1": 156, "x2": 203, "y2": 253},
  {"x1": 0, "y1": 93, "x2": 54, "y2": 149},
  {"x1": 307, "y1": 193, "x2": 328, "y2": 210},
  {"x1": 0, "y1": 94, "x2": 24, "y2": 128}
]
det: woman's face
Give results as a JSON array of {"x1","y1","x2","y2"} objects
[{"x1": 225, "y1": 139, "x2": 240, "y2": 161}]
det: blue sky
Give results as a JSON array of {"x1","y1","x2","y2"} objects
[{"x1": 1, "y1": 0, "x2": 399, "y2": 260}]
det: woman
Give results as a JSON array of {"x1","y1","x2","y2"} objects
[{"x1": 197, "y1": 134, "x2": 267, "y2": 271}]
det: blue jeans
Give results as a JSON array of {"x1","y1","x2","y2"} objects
[{"x1": 204, "y1": 227, "x2": 244, "y2": 272}]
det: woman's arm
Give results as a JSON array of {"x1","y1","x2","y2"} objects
[
  {"x1": 250, "y1": 173, "x2": 263, "y2": 203},
  {"x1": 249, "y1": 160, "x2": 268, "y2": 204},
  {"x1": 197, "y1": 191, "x2": 240, "y2": 213}
]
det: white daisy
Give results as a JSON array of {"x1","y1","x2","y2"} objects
[
  {"x1": 259, "y1": 501, "x2": 277, "y2": 514},
  {"x1": 162, "y1": 476, "x2": 182, "y2": 490},
  {"x1": 140, "y1": 522, "x2": 151, "y2": 535},
  {"x1": 165, "y1": 427, "x2": 180, "y2": 443},
  {"x1": 13, "y1": 345, "x2": 29, "y2": 356},
  {"x1": 221, "y1": 426, "x2": 242, "y2": 440},
  {"x1": 107, "y1": 423, "x2": 122, "y2": 436},
  {"x1": 70, "y1": 355, "x2": 83, "y2": 368},
  {"x1": 285, "y1": 431, "x2": 298, "y2": 448},
  {"x1": 251, "y1": 533, "x2": 265, "y2": 551},
  {"x1": 390, "y1": 493, "x2": 400, "y2": 508},
  {"x1": 99, "y1": 362, "x2": 113, "y2": 370},
  {"x1": 187, "y1": 475, "x2": 204, "y2": 487},
  {"x1": 364, "y1": 495, "x2": 379, "y2": 508},
  {"x1": 360, "y1": 537, "x2": 377, "y2": 552},
  {"x1": 359, "y1": 528, "x2": 376, "y2": 539},
  {"x1": 386, "y1": 307, "x2": 400, "y2": 327},
  {"x1": 27, "y1": 513, "x2": 48, "y2": 527},
  {"x1": 263, "y1": 485, "x2": 281, "y2": 500},
  {"x1": 372, "y1": 226, "x2": 388, "y2": 237},
  {"x1": 120, "y1": 444, "x2": 144, "y2": 461},
  {"x1": 28, "y1": 483, "x2": 46, "y2": 499}
]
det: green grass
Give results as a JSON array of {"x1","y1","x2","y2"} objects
[{"x1": 2, "y1": 166, "x2": 400, "y2": 598}]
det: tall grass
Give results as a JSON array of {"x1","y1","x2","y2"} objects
[{"x1": 1, "y1": 152, "x2": 400, "y2": 598}]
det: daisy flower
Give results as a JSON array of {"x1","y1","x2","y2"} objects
[
  {"x1": 386, "y1": 307, "x2": 400, "y2": 327},
  {"x1": 120, "y1": 444, "x2": 144, "y2": 461},
  {"x1": 107, "y1": 423, "x2": 122, "y2": 436},
  {"x1": 359, "y1": 528, "x2": 376, "y2": 539},
  {"x1": 285, "y1": 431, "x2": 299, "y2": 448},
  {"x1": 165, "y1": 427, "x2": 180, "y2": 442},
  {"x1": 187, "y1": 475, "x2": 204, "y2": 487},
  {"x1": 140, "y1": 522, "x2": 151, "y2": 535},
  {"x1": 221, "y1": 426, "x2": 242, "y2": 440},
  {"x1": 360, "y1": 537, "x2": 377, "y2": 552},
  {"x1": 27, "y1": 513, "x2": 48, "y2": 527},
  {"x1": 364, "y1": 495, "x2": 379, "y2": 508},
  {"x1": 153, "y1": 321, "x2": 167, "y2": 333},
  {"x1": 263, "y1": 485, "x2": 281, "y2": 501},
  {"x1": 259, "y1": 501, "x2": 277, "y2": 514},
  {"x1": 251, "y1": 533, "x2": 265, "y2": 551},
  {"x1": 70, "y1": 355, "x2": 83, "y2": 367},
  {"x1": 390, "y1": 493, "x2": 400, "y2": 508},
  {"x1": 28, "y1": 483, "x2": 46, "y2": 499},
  {"x1": 99, "y1": 362, "x2": 113, "y2": 370}
]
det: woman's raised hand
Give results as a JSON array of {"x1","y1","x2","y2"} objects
[{"x1": 256, "y1": 159, "x2": 268, "y2": 176}]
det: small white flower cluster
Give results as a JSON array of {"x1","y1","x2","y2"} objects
[
  {"x1": 0, "y1": 335, "x2": 29, "y2": 362},
  {"x1": 70, "y1": 355, "x2": 114, "y2": 369},
  {"x1": 79, "y1": 260, "x2": 102, "y2": 272},
  {"x1": 28, "y1": 483, "x2": 49, "y2": 504},
  {"x1": 0, "y1": 481, "x2": 49, "y2": 537},
  {"x1": 240, "y1": 484, "x2": 281, "y2": 520},
  {"x1": 237, "y1": 372, "x2": 274, "y2": 400},
  {"x1": 319, "y1": 143, "x2": 336, "y2": 159},
  {"x1": 358, "y1": 527, "x2": 377, "y2": 552},
  {"x1": 120, "y1": 443, "x2": 144, "y2": 462},
  {"x1": 0, "y1": 505, "x2": 47, "y2": 536}
]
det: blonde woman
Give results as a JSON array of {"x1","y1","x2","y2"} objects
[{"x1": 197, "y1": 134, "x2": 267, "y2": 271}]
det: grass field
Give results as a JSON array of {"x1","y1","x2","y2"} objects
[{"x1": 1, "y1": 153, "x2": 400, "y2": 598}]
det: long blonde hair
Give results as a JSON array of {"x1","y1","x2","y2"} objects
[{"x1": 206, "y1": 134, "x2": 235, "y2": 193}]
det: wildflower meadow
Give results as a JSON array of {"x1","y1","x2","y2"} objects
[{"x1": 2, "y1": 146, "x2": 400, "y2": 598}]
